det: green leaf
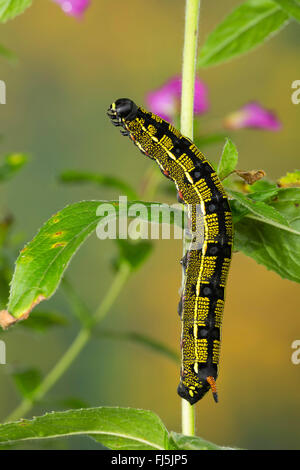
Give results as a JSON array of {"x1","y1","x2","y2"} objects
[
  {"x1": 224, "y1": 178, "x2": 279, "y2": 203},
  {"x1": 248, "y1": 180, "x2": 278, "y2": 193},
  {"x1": 198, "y1": 0, "x2": 289, "y2": 68},
  {"x1": 230, "y1": 200, "x2": 249, "y2": 224},
  {"x1": 0, "y1": 200, "x2": 184, "y2": 328},
  {"x1": 248, "y1": 188, "x2": 279, "y2": 202},
  {"x1": 59, "y1": 170, "x2": 139, "y2": 200},
  {"x1": 247, "y1": 179, "x2": 279, "y2": 201},
  {"x1": 0, "y1": 202, "x2": 102, "y2": 327},
  {"x1": 0, "y1": 0, "x2": 32, "y2": 23},
  {"x1": 96, "y1": 329, "x2": 180, "y2": 364},
  {"x1": 0, "y1": 408, "x2": 170, "y2": 450},
  {"x1": 234, "y1": 188, "x2": 300, "y2": 283},
  {"x1": 0, "y1": 153, "x2": 28, "y2": 183},
  {"x1": 228, "y1": 189, "x2": 296, "y2": 233},
  {"x1": 217, "y1": 139, "x2": 238, "y2": 180},
  {"x1": 272, "y1": 0, "x2": 300, "y2": 21},
  {"x1": 0, "y1": 201, "x2": 102, "y2": 328},
  {"x1": 169, "y1": 432, "x2": 234, "y2": 450},
  {"x1": 21, "y1": 311, "x2": 68, "y2": 333},
  {"x1": 278, "y1": 169, "x2": 300, "y2": 187},
  {"x1": 11, "y1": 367, "x2": 41, "y2": 399}
]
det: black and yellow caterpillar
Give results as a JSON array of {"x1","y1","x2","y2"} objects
[{"x1": 107, "y1": 98, "x2": 233, "y2": 405}]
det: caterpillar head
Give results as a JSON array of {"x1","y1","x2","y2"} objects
[
  {"x1": 177, "y1": 375, "x2": 218, "y2": 405},
  {"x1": 107, "y1": 98, "x2": 138, "y2": 126},
  {"x1": 177, "y1": 381, "x2": 210, "y2": 405}
]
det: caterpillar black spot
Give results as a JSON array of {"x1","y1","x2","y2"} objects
[{"x1": 107, "y1": 98, "x2": 233, "y2": 405}]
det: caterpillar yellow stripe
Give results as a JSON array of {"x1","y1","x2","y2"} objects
[{"x1": 107, "y1": 98, "x2": 233, "y2": 404}]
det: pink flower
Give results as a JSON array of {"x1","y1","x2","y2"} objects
[
  {"x1": 224, "y1": 102, "x2": 281, "y2": 131},
  {"x1": 146, "y1": 75, "x2": 209, "y2": 121},
  {"x1": 53, "y1": 0, "x2": 90, "y2": 17}
]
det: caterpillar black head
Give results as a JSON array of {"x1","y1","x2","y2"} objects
[
  {"x1": 107, "y1": 98, "x2": 138, "y2": 127},
  {"x1": 177, "y1": 380, "x2": 211, "y2": 405},
  {"x1": 177, "y1": 375, "x2": 218, "y2": 405}
]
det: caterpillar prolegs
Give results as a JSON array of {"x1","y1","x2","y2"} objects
[{"x1": 107, "y1": 98, "x2": 233, "y2": 405}]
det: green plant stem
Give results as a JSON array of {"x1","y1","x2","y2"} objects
[
  {"x1": 93, "y1": 262, "x2": 131, "y2": 324},
  {"x1": 181, "y1": 0, "x2": 201, "y2": 138},
  {"x1": 182, "y1": 398, "x2": 196, "y2": 436},
  {"x1": 180, "y1": 0, "x2": 201, "y2": 437},
  {"x1": 5, "y1": 262, "x2": 131, "y2": 423}
]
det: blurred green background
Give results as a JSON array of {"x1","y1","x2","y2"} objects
[{"x1": 0, "y1": 0, "x2": 299, "y2": 450}]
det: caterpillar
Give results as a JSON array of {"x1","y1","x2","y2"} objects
[{"x1": 107, "y1": 98, "x2": 233, "y2": 405}]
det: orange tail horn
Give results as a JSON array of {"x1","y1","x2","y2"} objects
[{"x1": 207, "y1": 376, "x2": 218, "y2": 403}]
